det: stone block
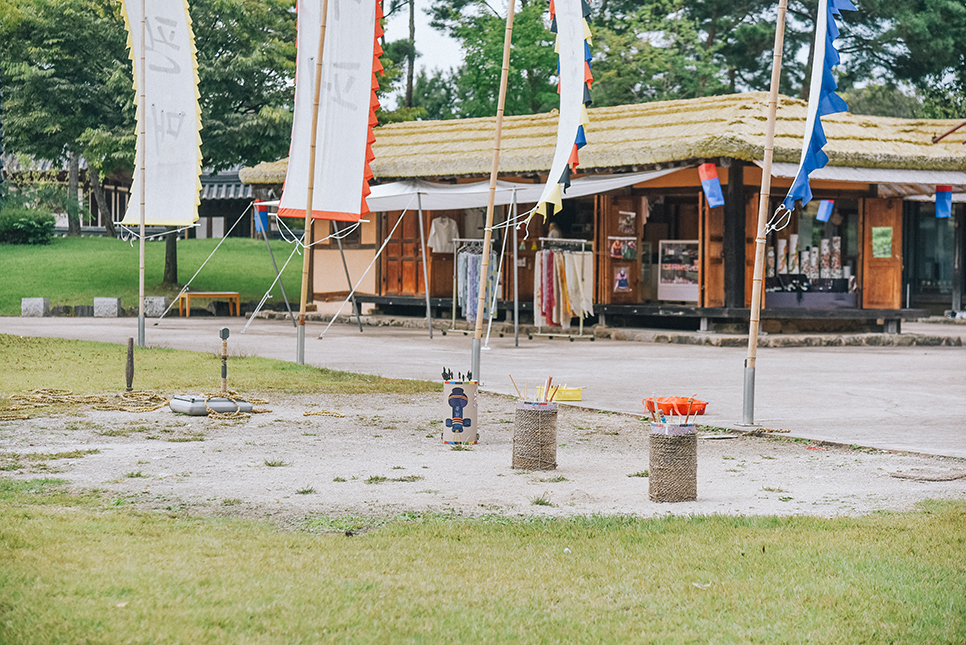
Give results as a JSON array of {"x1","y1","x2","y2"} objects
[
  {"x1": 21, "y1": 298, "x2": 50, "y2": 317},
  {"x1": 51, "y1": 305, "x2": 73, "y2": 317},
  {"x1": 144, "y1": 296, "x2": 169, "y2": 318},
  {"x1": 94, "y1": 297, "x2": 122, "y2": 318},
  {"x1": 74, "y1": 305, "x2": 94, "y2": 317}
]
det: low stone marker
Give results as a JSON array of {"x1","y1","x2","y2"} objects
[
  {"x1": 51, "y1": 305, "x2": 73, "y2": 317},
  {"x1": 94, "y1": 297, "x2": 122, "y2": 318},
  {"x1": 74, "y1": 305, "x2": 94, "y2": 317},
  {"x1": 21, "y1": 298, "x2": 50, "y2": 317},
  {"x1": 144, "y1": 296, "x2": 169, "y2": 318}
]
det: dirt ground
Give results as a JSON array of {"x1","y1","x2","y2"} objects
[{"x1": 2, "y1": 391, "x2": 964, "y2": 522}]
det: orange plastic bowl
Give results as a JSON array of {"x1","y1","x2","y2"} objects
[{"x1": 643, "y1": 396, "x2": 708, "y2": 416}]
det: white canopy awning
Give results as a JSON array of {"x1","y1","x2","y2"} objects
[
  {"x1": 363, "y1": 167, "x2": 684, "y2": 212},
  {"x1": 757, "y1": 162, "x2": 966, "y2": 198}
]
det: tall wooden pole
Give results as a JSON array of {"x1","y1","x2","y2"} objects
[
  {"x1": 297, "y1": 0, "x2": 330, "y2": 365},
  {"x1": 137, "y1": 0, "x2": 146, "y2": 348},
  {"x1": 742, "y1": 0, "x2": 788, "y2": 425},
  {"x1": 471, "y1": 0, "x2": 516, "y2": 381}
]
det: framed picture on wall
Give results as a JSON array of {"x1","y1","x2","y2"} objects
[
  {"x1": 617, "y1": 210, "x2": 636, "y2": 235},
  {"x1": 657, "y1": 240, "x2": 700, "y2": 301}
]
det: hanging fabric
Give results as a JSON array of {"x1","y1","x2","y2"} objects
[
  {"x1": 782, "y1": 0, "x2": 855, "y2": 210},
  {"x1": 457, "y1": 247, "x2": 497, "y2": 323},
  {"x1": 427, "y1": 216, "x2": 459, "y2": 252},
  {"x1": 119, "y1": 0, "x2": 202, "y2": 227},
  {"x1": 532, "y1": 0, "x2": 593, "y2": 219},
  {"x1": 533, "y1": 245, "x2": 595, "y2": 328},
  {"x1": 278, "y1": 0, "x2": 383, "y2": 223}
]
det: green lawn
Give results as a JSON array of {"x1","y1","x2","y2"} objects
[
  {"x1": 0, "y1": 335, "x2": 438, "y2": 396},
  {"x1": 0, "y1": 479, "x2": 963, "y2": 644},
  {"x1": 0, "y1": 236, "x2": 304, "y2": 316},
  {"x1": 0, "y1": 341, "x2": 964, "y2": 642}
]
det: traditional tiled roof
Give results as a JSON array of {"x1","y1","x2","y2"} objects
[{"x1": 239, "y1": 91, "x2": 966, "y2": 185}]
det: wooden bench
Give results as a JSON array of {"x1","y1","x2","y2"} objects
[{"x1": 178, "y1": 292, "x2": 241, "y2": 317}]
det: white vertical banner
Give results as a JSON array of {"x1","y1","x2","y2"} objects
[
  {"x1": 278, "y1": 0, "x2": 380, "y2": 223},
  {"x1": 120, "y1": 0, "x2": 202, "y2": 226}
]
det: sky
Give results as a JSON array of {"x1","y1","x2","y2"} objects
[{"x1": 382, "y1": 1, "x2": 464, "y2": 96}]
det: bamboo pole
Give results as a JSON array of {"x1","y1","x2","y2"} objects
[
  {"x1": 137, "y1": 0, "x2": 146, "y2": 348},
  {"x1": 471, "y1": 0, "x2": 516, "y2": 382},
  {"x1": 297, "y1": 0, "x2": 330, "y2": 365},
  {"x1": 742, "y1": 0, "x2": 789, "y2": 425}
]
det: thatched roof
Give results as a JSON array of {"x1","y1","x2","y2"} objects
[{"x1": 239, "y1": 91, "x2": 966, "y2": 185}]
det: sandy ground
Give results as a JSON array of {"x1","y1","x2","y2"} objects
[{"x1": 1, "y1": 391, "x2": 964, "y2": 522}]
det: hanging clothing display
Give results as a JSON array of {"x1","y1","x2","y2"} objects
[
  {"x1": 427, "y1": 217, "x2": 459, "y2": 253},
  {"x1": 534, "y1": 248, "x2": 594, "y2": 328},
  {"x1": 457, "y1": 248, "x2": 498, "y2": 322}
]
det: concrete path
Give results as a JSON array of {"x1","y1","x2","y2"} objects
[{"x1": 2, "y1": 316, "x2": 964, "y2": 459}]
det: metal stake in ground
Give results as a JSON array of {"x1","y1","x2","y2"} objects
[{"x1": 220, "y1": 327, "x2": 229, "y2": 394}]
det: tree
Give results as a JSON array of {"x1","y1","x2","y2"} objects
[
  {"x1": 591, "y1": 0, "x2": 729, "y2": 107},
  {"x1": 428, "y1": 0, "x2": 557, "y2": 118},
  {"x1": 412, "y1": 68, "x2": 460, "y2": 120},
  {"x1": 190, "y1": 0, "x2": 297, "y2": 170},
  {"x1": 0, "y1": 0, "x2": 130, "y2": 235}
]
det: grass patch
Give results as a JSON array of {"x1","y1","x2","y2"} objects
[
  {"x1": 539, "y1": 476, "x2": 568, "y2": 483},
  {"x1": 0, "y1": 335, "x2": 440, "y2": 396},
  {"x1": 0, "y1": 237, "x2": 307, "y2": 317},
  {"x1": 390, "y1": 475, "x2": 423, "y2": 483},
  {"x1": 449, "y1": 444, "x2": 473, "y2": 451},
  {"x1": 0, "y1": 480, "x2": 964, "y2": 642},
  {"x1": 627, "y1": 470, "x2": 649, "y2": 478},
  {"x1": 263, "y1": 460, "x2": 288, "y2": 468},
  {"x1": 295, "y1": 487, "x2": 315, "y2": 495},
  {"x1": 530, "y1": 493, "x2": 554, "y2": 506},
  {"x1": 167, "y1": 433, "x2": 205, "y2": 443},
  {"x1": 97, "y1": 425, "x2": 149, "y2": 437},
  {"x1": 123, "y1": 471, "x2": 146, "y2": 479},
  {"x1": 2, "y1": 449, "x2": 102, "y2": 470}
]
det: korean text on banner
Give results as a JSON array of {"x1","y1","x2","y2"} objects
[
  {"x1": 278, "y1": 0, "x2": 382, "y2": 223},
  {"x1": 120, "y1": 0, "x2": 202, "y2": 227}
]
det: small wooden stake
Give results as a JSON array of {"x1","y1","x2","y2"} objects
[{"x1": 125, "y1": 338, "x2": 134, "y2": 392}]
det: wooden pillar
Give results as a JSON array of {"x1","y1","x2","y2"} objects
[{"x1": 723, "y1": 158, "x2": 745, "y2": 308}]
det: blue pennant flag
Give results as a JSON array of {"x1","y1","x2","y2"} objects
[
  {"x1": 936, "y1": 186, "x2": 952, "y2": 219},
  {"x1": 782, "y1": 0, "x2": 856, "y2": 211},
  {"x1": 698, "y1": 163, "x2": 725, "y2": 208},
  {"x1": 816, "y1": 199, "x2": 834, "y2": 222}
]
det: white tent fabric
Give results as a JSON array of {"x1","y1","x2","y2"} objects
[
  {"x1": 363, "y1": 168, "x2": 682, "y2": 212},
  {"x1": 120, "y1": 0, "x2": 202, "y2": 227},
  {"x1": 761, "y1": 161, "x2": 966, "y2": 186}
]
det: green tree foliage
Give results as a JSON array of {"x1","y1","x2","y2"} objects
[
  {"x1": 0, "y1": 205, "x2": 55, "y2": 245},
  {"x1": 429, "y1": 0, "x2": 557, "y2": 118},
  {"x1": 0, "y1": 0, "x2": 129, "y2": 234},
  {"x1": 191, "y1": 0, "x2": 297, "y2": 170},
  {"x1": 412, "y1": 68, "x2": 460, "y2": 120},
  {"x1": 591, "y1": 0, "x2": 728, "y2": 107}
]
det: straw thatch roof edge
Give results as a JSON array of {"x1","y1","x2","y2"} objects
[{"x1": 240, "y1": 92, "x2": 966, "y2": 185}]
